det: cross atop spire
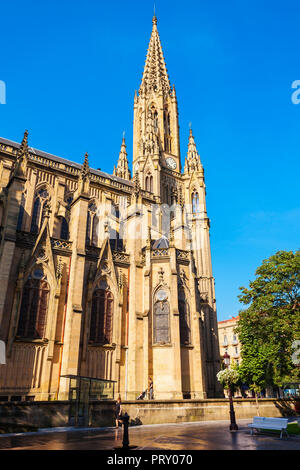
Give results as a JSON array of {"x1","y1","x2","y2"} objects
[{"x1": 139, "y1": 16, "x2": 171, "y2": 96}]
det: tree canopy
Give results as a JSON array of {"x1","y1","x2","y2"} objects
[{"x1": 236, "y1": 250, "x2": 300, "y2": 390}]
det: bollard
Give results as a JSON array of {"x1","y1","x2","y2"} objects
[
  {"x1": 122, "y1": 413, "x2": 130, "y2": 448},
  {"x1": 113, "y1": 412, "x2": 137, "y2": 450}
]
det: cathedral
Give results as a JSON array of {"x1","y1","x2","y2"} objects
[{"x1": 0, "y1": 16, "x2": 221, "y2": 401}]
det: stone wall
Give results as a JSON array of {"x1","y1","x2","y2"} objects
[
  {"x1": 0, "y1": 398, "x2": 295, "y2": 430},
  {"x1": 0, "y1": 401, "x2": 71, "y2": 429},
  {"x1": 116, "y1": 399, "x2": 292, "y2": 426}
]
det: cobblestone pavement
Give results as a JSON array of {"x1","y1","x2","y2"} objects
[{"x1": 0, "y1": 419, "x2": 299, "y2": 450}]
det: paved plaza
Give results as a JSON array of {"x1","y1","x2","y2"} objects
[{"x1": 0, "y1": 419, "x2": 299, "y2": 450}]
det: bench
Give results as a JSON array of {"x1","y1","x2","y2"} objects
[{"x1": 248, "y1": 416, "x2": 289, "y2": 439}]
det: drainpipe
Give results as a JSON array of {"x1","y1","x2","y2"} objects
[{"x1": 56, "y1": 256, "x2": 71, "y2": 399}]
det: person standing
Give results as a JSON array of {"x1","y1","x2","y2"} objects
[
  {"x1": 149, "y1": 378, "x2": 153, "y2": 400},
  {"x1": 115, "y1": 395, "x2": 122, "y2": 428}
]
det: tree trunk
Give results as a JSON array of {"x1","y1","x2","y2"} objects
[{"x1": 255, "y1": 392, "x2": 260, "y2": 416}]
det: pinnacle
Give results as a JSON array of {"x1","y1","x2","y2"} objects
[
  {"x1": 185, "y1": 128, "x2": 202, "y2": 173},
  {"x1": 82, "y1": 152, "x2": 90, "y2": 176},
  {"x1": 18, "y1": 129, "x2": 29, "y2": 158},
  {"x1": 113, "y1": 135, "x2": 131, "y2": 180},
  {"x1": 11, "y1": 129, "x2": 30, "y2": 179}
]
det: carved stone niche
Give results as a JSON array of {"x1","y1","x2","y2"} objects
[
  {"x1": 100, "y1": 261, "x2": 110, "y2": 274},
  {"x1": 36, "y1": 248, "x2": 48, "y2": 263},
  {"x1": 200, "y1": 292, "x2": 209, "y2": 303}
]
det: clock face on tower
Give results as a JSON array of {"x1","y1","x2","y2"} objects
[{"x1": 166, "y1": 157, "x2": 177, "y2": 170}]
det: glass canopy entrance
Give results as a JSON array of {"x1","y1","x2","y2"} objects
[{"x1": 61, "y1": 375, "x2": 116, "y2": 426}]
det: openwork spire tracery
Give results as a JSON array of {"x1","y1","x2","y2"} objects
[{"x1": 139, "y1": 16, "x2": 171, "y2": 96}]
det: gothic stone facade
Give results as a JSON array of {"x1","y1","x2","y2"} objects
[{"x1": 0, "y1": 16, "x2": 221, "y2": 401}]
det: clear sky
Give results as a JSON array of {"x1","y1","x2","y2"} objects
[{"x1": 1, "y1": 0, "x2": 299, "y2": 321}]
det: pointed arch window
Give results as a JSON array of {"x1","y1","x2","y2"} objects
[
  {"x1": 165, "y1": 185, "x2": 169, "y2": 205},
  {"x1": 30, "y1": 188, "x2": 50, "y2": 233},
  {"x1": 153, "y1": 290, "x2": 170, "y2": 344},
  {"x1": 86, "y1": 202, "x2": 98, "y2": 246},
  {"x1": 192, "y1": 191, "x2": 200, "y2": 214},
  {"x1": 164, "y1": 109, "x2": 171, "y2": 153},
  {"x1": 153, "y1": 110, "x2": 158, "y2": 134},
  {"x1": 150, "y1": 176, "x2": 153, "y2": 193},
  {"x1": 112, "y1": 202, "x2": 119, "y2": 220},
  {"x1": 89, "y1": 283, "x2": 114, "y2": 345},
  {"x1": 178, "y1": 288, "x2": 191, "y2": 345},
  {"x1": 139, "y1": 110, "x2": 143, "y2": 137},
  {"x1": 60, "y1": 217, "x2": 69, "y2": 240},
  {"x1": 145, "y1": 174, "x2": 153, "y2": 193},
  {"x1": 164, "y1": 109, "x2": 171, "y2": 135},
  {"x1": 17, "y1": 269, "x2": 49, "y2": 340},
  {"x1": 17, "y1": 192, "x2": 26, "y2": 231}
]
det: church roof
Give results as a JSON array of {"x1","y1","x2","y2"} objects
[
  {"x1": 0, "y1": 136, "x2": 133, "y2": 187},
  {"x1": 139, "y1": 15, "x2": 171, "y2": 95}
]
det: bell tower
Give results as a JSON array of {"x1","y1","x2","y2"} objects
[{"x1": 133, "y1": 15, "x2": 181, "y2": 201}]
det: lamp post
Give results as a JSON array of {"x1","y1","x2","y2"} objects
[
  {"x1": 223, "y1": 352, "x2": 238, "y2": 431},
  {"x1": 223, "y1": 351, "x2": 230, "y2": 368}
]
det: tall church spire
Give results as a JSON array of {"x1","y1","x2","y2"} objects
[
  {"x1": 139, "y1": 15, "x2": 171, "y2": 96},
  {"x1": 113, "y1": 135, "x2": 131, "y2": 180},
  {"x1": 133, "y1": 15, "x2": 181, "y2": 197}
]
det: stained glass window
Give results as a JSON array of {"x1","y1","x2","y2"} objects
[
  {"x1": 153, "y1": 292, "x2": 170, "y2": 344},
  {"x1": 89, "y1": 288, "x2": 113, "y2": 345},
  {"x1": 17, "y1": 271, "x2": 49, "y2": 339},
  {"x1": 178, "y1": 289, "x2": 191, "y2": 345}
]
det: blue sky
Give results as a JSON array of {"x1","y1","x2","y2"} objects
[{"x1": 1, "y1": 0, "x2": 299, "y2": 320}]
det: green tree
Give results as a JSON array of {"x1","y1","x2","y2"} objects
[{"x1": 236, "y1": 250, "x2": 300, "y2": 392}]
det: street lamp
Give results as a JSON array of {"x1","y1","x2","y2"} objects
[
  {"x1": 223, "y1": 352, "x2": 238, "y2": 431},
  {"x1": 223, "y1": 351, "x2": 230, "y2": 368}
]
